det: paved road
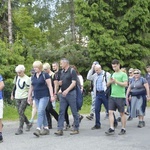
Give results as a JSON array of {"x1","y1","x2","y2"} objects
[{"x1": 1, "y1": 109, "x2": 150, "y2": 150}]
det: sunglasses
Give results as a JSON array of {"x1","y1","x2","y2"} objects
[{"x1": 134, "y1": 72, "x2": 140, "y2": 74}]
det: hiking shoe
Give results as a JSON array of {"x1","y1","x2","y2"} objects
[
  {"x1": 137, "y1": 121, "x2": 144, "y2": 128},
  {"x1": 0, "y1": 135, "x2": 3, "y2": 143},
  {"x1": 127, "y1": 116, "x2": 133, "y2": 121},
  {"x1": 40, "y1": 128, "x2": 50, "y2": 135},
  {"x1": 15, "y1": 129, "x2": 23, "y2": 135},
  {"x1": 33, "y1": 129, "x2": 40, "y2": 137},
  {"x1": 86, "y1": 113, "x2": 94, "y2": 120},
  {"x1": 118, "y1": 129, "x2": 126, "y2": 135},
  {"x1": 114, "y1": 121, "x2": 118, "y2": 128},
  {"x1": 26, "y1": 122, "x2": 33, "y2": 131},
  {"x1": 54, "y1": 130, "x2": 63, "y2": 136},
  {"x1": 105, "y1": 128, "x2": 115, "y2": 135},
  {"x1": 79, "y1": 115, "x2": 84, "y2": 123},
  {"x1": 70, "y1": 130, "x2": 79, "y2": 135},
  {"x1": 63, "y1": 124, "x2": 70, "y2": 131},
  {"x1": 91, "y1": 125, "x2": 101, "y2": 130}
]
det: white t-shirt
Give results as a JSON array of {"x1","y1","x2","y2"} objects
[{"x1": 13, "y1": 75, "x2": 31, "y2": 99}]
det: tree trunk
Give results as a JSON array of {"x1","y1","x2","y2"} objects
[
  {"x1": 70, "y1": 0, "x2": 76, "y2": 42},
  {"x1": 8, "y1": 0, "x2": 13, "y2": 44}
]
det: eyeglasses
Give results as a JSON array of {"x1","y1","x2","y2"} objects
[
  {"x1": 17, "y1": 72, "x2": 22, "y2": 74},
  {"x1": 134, "y1": 72, "x2": 140, "y2": 74}
]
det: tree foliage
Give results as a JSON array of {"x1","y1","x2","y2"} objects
[{"x1": 75, "y1": 0, "x2": 150, "y2": 71}]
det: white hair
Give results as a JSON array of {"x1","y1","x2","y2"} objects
[{"x1": 15, "y1": 65, "x2": 25, "y2": 72}]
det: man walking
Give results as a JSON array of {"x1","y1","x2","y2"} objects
[
  {"x1": 87, "y1": 64, "x2": 110, "y2": 129},
  {"x1": 54, "y1": 58, "x2": 79, "y2": 136},
  {"x1": 105, "y1": 59, "x2": 128, "y2": 135}
]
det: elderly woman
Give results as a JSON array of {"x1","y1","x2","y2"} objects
[
  {"x1": 11, "y1": 65, "x2": 32, "y2": 135},
  {"x1": 126, "y1": 69, "x2": 150, "y2": 128},
  {"x1": 28, "y1": 61, "x2": 55, "y2": 137}
]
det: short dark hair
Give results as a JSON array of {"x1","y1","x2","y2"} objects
[{"x1": 111, "y1": 59, "x2": 120, "y2": 65}]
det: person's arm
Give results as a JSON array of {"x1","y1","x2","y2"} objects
[
  {"x1": 0, "y1": 80, "x2": 4, "y2": 91},
  {"x1": 144, "y1": 83, "x2": 150, "y2": 100},
  {"x1": 27, "y1": 84, "x2": 33, "y2": 105}
]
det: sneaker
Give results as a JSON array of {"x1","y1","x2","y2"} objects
[
  {"x1": 70, "y1": 130, "x2": 79, "y2": 135},
  {"x1": 105, "y1": 128, "x2": 115, "y2": 135},
  {"x1": 63, "y1": 124, "x2": 70, "y2": 131},
  {"x1": 125, "y1": 112, "x2": 129, "y2": 116},
  {"x1": 26, "y1": 122, "x2": 33, "y2": 131},
  {"x1": 91, "y1": 125, "x2": 101, "y2": 130},
  {"x1": 118, "y1": 129, "x2": 126, "y2": 135},
  {"x1": 33, "y1": 129, "x2": 41, "y2": 137},
  {"x1": 86, "y1": 113, "x2": 94, "y2": 120},
  {"x1": 0, "y1": 135, "x2": 3, "y2": 143},
  {"x1": 127, "y1": 116, "x2": 133, "y2": 121},
  {"x1": 79, "y1": 115, "x2": 84, "y2": 123},
  {"x1": 40, "y1": 128, "x2": 50, "y2": 135},
  {"x1": 114, "y1": 121, "x2": 118, "y2": 128},
  {"x1": 15, "y1": 129, "x2": 23, "y2": 135},
  {"x1": 54, "y1": 130, "x2": 63, "y2": 136},
  {"x1": 137, "y1": 121, "x2": 144, "y2": 128}
]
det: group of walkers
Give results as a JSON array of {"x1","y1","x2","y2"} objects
[
  {"x1": 0, "y1": 58, "x2": 150, "y2": 142},
  {"x1": 86, "y1": 60, "x2": 150, "y2": 135}
]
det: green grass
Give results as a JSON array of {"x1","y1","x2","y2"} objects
[{"x1": 3, "y1": 96, "x2": 150, "y2": 121}]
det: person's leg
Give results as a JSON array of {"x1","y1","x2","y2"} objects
[
  {"x1": 45, "y1": 101, "x2": 52, "y2": 128},
  {"x1": 93, "y1": 93, "x2": 102, "y2": 128},
  {"x1": 67, "y1": 90, "x2": 79, "y2": 132},
  {"x1": 57, "y1": 94, "x2": 68, "y2": 131},
  {"x1": 86, "y1": 91, "x2": 95, "y2": 120},
  {"x1": 0, "y1": 100, "x2": 3, "y2": 142},
  {"x1": 37, "y1": 97, "x2": 49, "y2": 128},
  {"x1": 65, "y1": 105, "x2": 70, "y2": 125},
  {"x1": 30, "y1": 100, "x2": 37, "y2": 123}
]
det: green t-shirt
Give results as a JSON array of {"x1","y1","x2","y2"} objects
[{"x1": 111, "y1": 71, "x2": 128, "y2": 98}]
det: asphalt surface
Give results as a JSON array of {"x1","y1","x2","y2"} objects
[{"x1": 1, "y1": 108, "x2": 150, "y2": 150}]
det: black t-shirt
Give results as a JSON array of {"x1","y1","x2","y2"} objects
[{"x1": 60, "y1": 67, "x2": 77, "y2": 92}]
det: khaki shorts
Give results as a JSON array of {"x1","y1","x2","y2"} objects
[{"x1": 0, "y1": 100, "x2": 3, "y2": 119}]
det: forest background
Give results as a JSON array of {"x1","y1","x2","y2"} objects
[{"x1": 0, "y1": 0, "x2": 150, "y2": 109}]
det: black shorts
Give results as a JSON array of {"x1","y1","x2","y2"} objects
[{"x1": 108, "y1": 97, "x2": 125, "y2": 113}]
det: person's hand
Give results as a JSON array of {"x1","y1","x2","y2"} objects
[
  {"x1": 62, "y1": 89, "x2": 69, "y2": 97},
  {"x1": 51, "y1": 96, "x2": 55, "y2": 101},
  {"x1": 27, "y1": 97, "x2": 33, "y2": 105},
  {"x1": 147, "y1": 96, "x2": 150, "y2": 101}
]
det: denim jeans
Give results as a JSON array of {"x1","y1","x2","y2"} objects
[
  {"x1": 95, "y1": 92, "x2": 108, "y2": 127},
  {"x1": 58, "y1": 90, "x2": 79, "y2": 131},
  {"x1": 35, "y1": 97, "x2": 49, "y2": 129}
]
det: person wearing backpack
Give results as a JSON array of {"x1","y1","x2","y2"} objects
[
  {"x1": 105, "y1": 59, "x2": 128, "y2": 135},
  {"x1": 126, "y1": 69, "x2": 150, "y2": 128},
  {"x1": 87, "y1": 64, "x2": 110, "y2": 130},
  {"x1": 43, "y1": 63, "x2": 59, "y2": 129},
  {"x1": 28, "y1": 61, "x2": 55, "y2": 137},
  {"x1": 0, "y1": 74, "x2": 4, "y2": 142},
  {"x1": 11, "y1": 65, "x2": 32, "y2": 135},
  {"x1": 54, "y1": 58, "x2": 79, "y2": 136}
]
